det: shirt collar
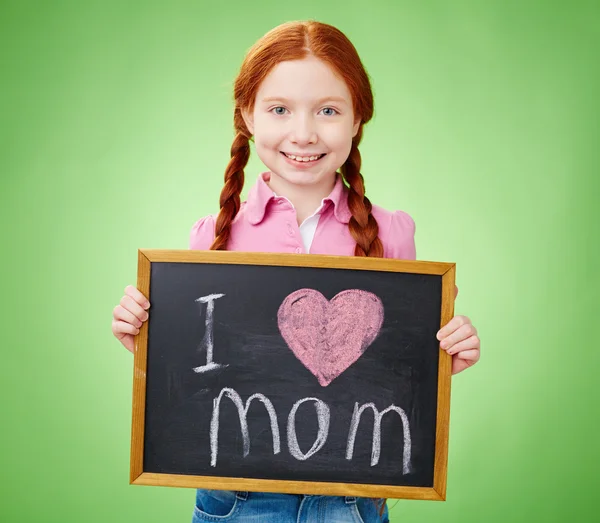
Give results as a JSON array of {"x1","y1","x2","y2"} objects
[{"x1": 246, "y1": 172, "x2": 352, "y2": 225}]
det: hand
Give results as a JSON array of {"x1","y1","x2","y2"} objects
[
  {"x1": 436, "y1": 285, "x2": 481, "y2": 375},
  {"x1": 112, "y1": 285, "x2": 151, "y2": 353}
]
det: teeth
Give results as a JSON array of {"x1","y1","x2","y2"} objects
[{"x1": 285, "y1": 153, "x2": 323, "y2": 162}]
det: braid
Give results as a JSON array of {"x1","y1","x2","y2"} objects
[
  {"x1": 341, "y1": 140, "x2": 384, "y2": 257},
  {"x1": 210, "y1": 129, "x2": 250, "y2": 250}
]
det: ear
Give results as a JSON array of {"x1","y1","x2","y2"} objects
[
  {"x1": 241, "y1": 107, "x2": 254, "y2": 135},
  {"x1": 352, "y1": 118, "x2": 361, "y2": 137}
]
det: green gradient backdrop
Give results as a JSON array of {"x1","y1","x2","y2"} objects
[{"x1": 1, "y1": 1, "x2": 598, "y2": 522}]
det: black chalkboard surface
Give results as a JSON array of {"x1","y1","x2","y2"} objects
[{"x1": 130, "y1": 250, "x2": 455, "y2": 501}]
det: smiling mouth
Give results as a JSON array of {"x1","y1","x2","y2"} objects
[{"x1": 281, "y1": 152, "x2": 326, "y2": 163}]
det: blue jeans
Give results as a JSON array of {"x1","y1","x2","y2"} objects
[{"x1": 192, "y1": 490, "x2": 390, "y2": 522}]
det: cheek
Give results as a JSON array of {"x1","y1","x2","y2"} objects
[
  {"x1": 325, "y1": 125, "x2": 354, "y2": 156},
  {"x1": 253, "y1": 123, "x2": 282, "y2": 152}
]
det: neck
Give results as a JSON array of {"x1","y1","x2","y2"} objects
[{"x1": 266, "y1": 172, "x2": 337, "y2": 224}]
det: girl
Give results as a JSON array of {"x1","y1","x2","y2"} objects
[{"x1": 112, "y1": 20, "x2": 480, "y2": 523}]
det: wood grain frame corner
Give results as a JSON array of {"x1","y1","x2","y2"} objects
[{"x1": 130, "y1": 249, "x2": 455, "y2": 501}]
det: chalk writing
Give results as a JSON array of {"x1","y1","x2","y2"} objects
[
  {"x1": 346, "y1": 402, "x2": 412, "y2": 472},
  {"x1": 287, "y1": 397, "x2": 330, "y2": 461},
  {"x1": 193, "y1": 293, "x2": 227, "y2": 374},
  {"x1": 209, "y1": 388, "x2": 412, "y2": 470},
  {"x1": 195, "y1": 292, "x2": 413, "y2": 471},
  {"x1": 210, "y1": 387, "x2": 281, "y2": 467}
]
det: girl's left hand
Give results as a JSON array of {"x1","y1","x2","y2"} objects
[{"x1": 436, "y1": 286, "x2": 481, "y2": 375}]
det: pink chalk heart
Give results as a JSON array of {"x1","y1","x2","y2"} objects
[{"x1": 277, "y1": 289, "x2": 384, "y2": 387}]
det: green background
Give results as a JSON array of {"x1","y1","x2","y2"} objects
[{"x1": 1, "y1": 0, "x2": 598, "y2": 521}]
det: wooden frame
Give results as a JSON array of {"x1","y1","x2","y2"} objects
[{"x1": 130, "y1": 249, "x2": 455, "y2": 501}]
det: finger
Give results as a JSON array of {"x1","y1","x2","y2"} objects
[
  {"x1": 440, "y1": 323, "x2": 477, "y2": 350},
  {"x1": 454, "y1": 347, "x2": 481, "y2": 363},
  {"x1": 452, "y1": 356, "x2": 477, "y2": 375},
  {"x1": 120, "y1": 295, "x2": 149, "y2": 323},
  {"x1": 112, "y1": 319, "x2": 140, "y2": 337},
  {"x1": 122, "y1": 337, "x2": 134, "y2": 353},
  {"x1": 446, "y1": 335, "x2": 480, "y2": 356},
  {"x1": 454, "y1": 285, "x2": 459, "y2": 299},
  {"x1": 113, "y1": 305, "x2": 143, "y2": 328},
  {"x1": 437, "y1": 315, "x2": 472, "y2": 341},
  {"x1": 125, "y1": 285, "x2": 150, "y2": 309},
  {"x1": 111, "y1": 323, "x2": 135, "y2": 353}
]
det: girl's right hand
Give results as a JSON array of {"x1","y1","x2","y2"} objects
[{"x1": 112, "y1": 285, "x2": 151, "y2": 353}]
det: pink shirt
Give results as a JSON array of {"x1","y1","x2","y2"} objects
[{"x1": 190, "y1": 172, "x2": 416, "y2": 260}]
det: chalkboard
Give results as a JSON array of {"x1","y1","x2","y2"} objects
[{"x1": 130, "y1": 250, "x2": 455, "y2": 501}]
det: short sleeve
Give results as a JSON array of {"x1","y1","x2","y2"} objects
[
  {"x1": 189, "y1": 215, "x2": 217, "y2": 250},
  {"x1": 386, "y1": 210, "x2": 416, "y2": 260}
]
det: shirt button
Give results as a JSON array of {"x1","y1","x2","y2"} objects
[{"x1": 295, "y1": 247, "x2": 302, "y2": 254}]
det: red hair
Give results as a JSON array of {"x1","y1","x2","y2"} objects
[{"x1": 210, "y1": 20, "x2": 383, "y2": 257}]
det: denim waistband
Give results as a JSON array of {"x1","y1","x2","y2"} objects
[{"x1": 234, "y1": 492, "x2": 358, "y2": 504}]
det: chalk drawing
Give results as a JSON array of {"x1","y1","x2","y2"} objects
[{"x1": 278, "y1": 289, "x2": 384, "y2": 386}]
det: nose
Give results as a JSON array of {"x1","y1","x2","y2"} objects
[{"x1": 289, "y1": 114, "x2": 317, "y2": 145}]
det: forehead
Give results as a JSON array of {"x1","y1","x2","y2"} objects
[{"x1": 256, "y1": 56, "x2": 352, "y2": 103}]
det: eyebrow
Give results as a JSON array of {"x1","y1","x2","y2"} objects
[{"x1": 260, "y1": 96, "x2": 349, "y2": 105}]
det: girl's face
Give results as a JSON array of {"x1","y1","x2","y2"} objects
[{"x1": 242, "y1": 55, "x2": 360, "y2": 193}]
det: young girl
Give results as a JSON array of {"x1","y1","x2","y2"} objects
[{"x1": 112, "y1": 20, "x2": 480, "y2": 523}]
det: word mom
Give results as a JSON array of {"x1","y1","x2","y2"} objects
[
  {"x1": 193, "y1": 293, "x2": 412, "y2": 474},
  {"x1": 210, "y1": 388, "x2": 412, "y2": 474}
]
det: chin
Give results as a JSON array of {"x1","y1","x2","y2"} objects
[{"x1": 276, "y1": 169, "x2": 329, "y2": 186}]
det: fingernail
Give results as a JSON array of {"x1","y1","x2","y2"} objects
[
  {"x1": 440, "y1": 340, "x2": 447, "y2": 349},
  {"x1": 144, "y1": 301, "x2": 150, "y2": 309},
  {"x1": 143, "y1": 313, "x2": 149, "y2": 321}
]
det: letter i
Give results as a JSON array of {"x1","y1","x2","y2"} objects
[{"x1": 192, "y1": 293, "x2": 228, "y2": 373}]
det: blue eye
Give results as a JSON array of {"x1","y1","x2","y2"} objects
[
  {"x1": 321, "y1": 107, "x2": 338, "y2": 116},
  {"x1": 272, "y1": 107, "x2": 287, "y2": 115}
]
